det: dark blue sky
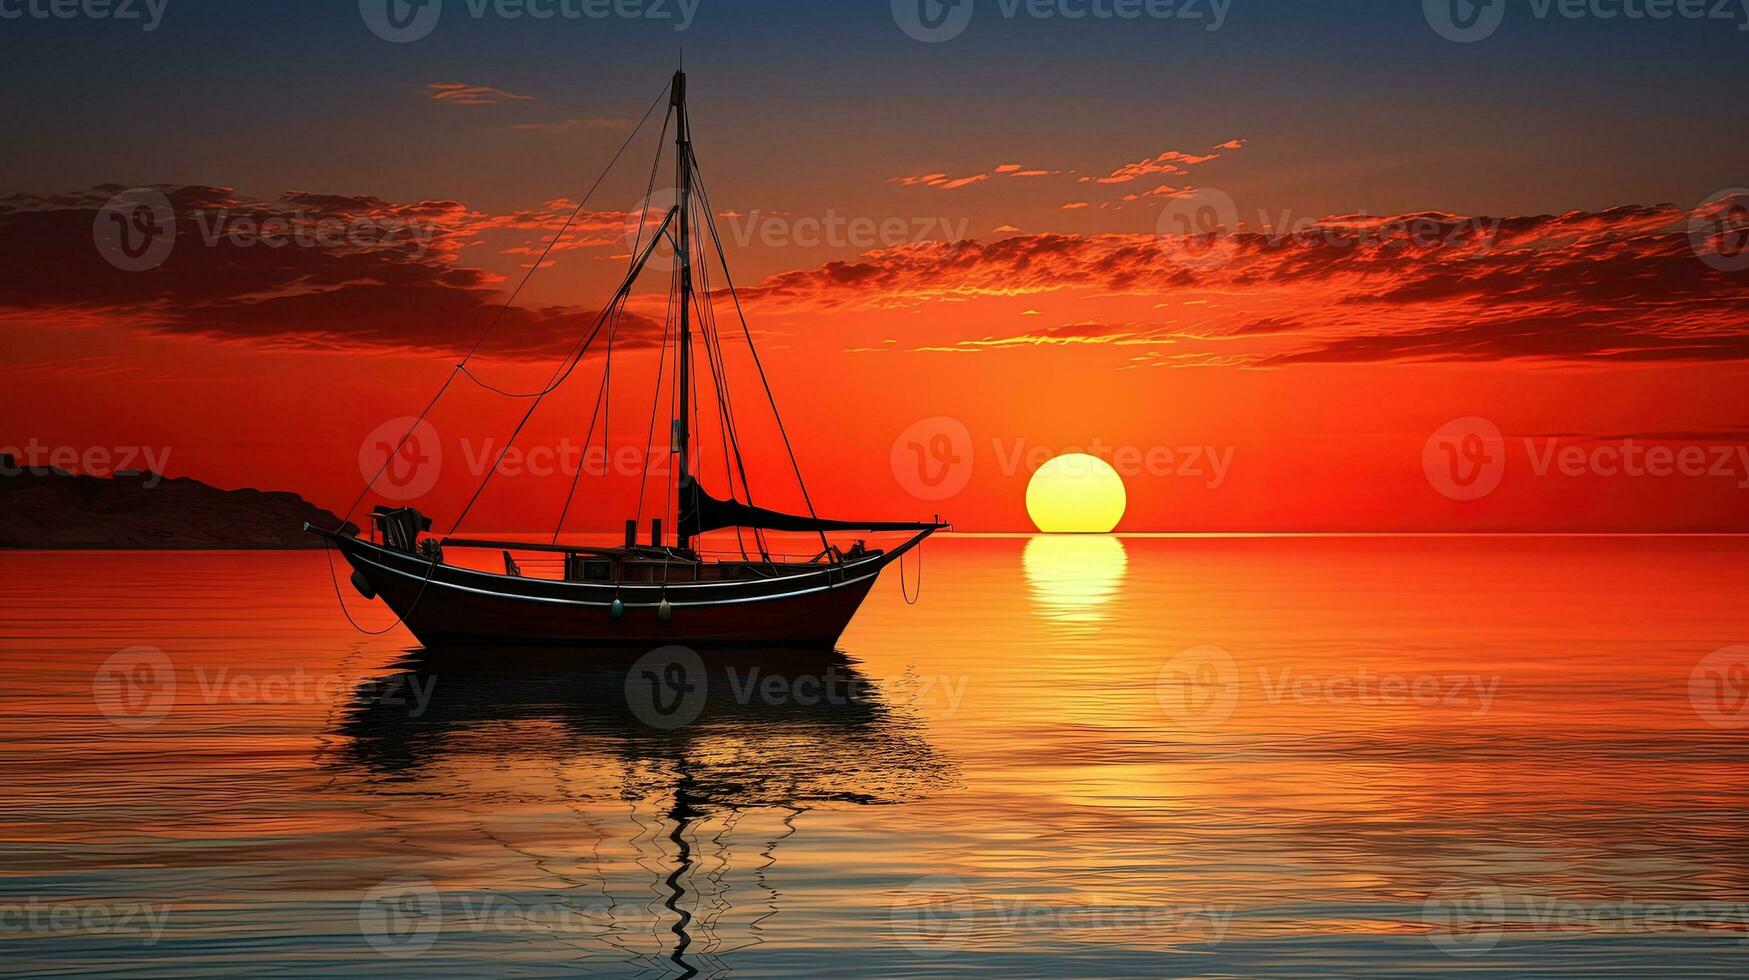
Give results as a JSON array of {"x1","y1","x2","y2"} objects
[{"x1": 5, "y1": 0, "x2": 1744, "y2": 220}]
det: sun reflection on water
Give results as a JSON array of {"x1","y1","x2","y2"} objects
[{"x1": 1022, "y1": 534, "x2": 1129, "y2": 625}]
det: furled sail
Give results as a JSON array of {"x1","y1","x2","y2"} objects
[{"x1": 679, "y1": 477, "x2": 943, "y2": 536}]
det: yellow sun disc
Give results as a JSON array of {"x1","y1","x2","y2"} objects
[{"x1": 1025, "y1": 453, "x2": 1127, "y2": 532}]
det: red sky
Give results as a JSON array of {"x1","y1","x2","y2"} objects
[{"x1": 4, "y1": 6, "x2": 1748, "y2": 534}]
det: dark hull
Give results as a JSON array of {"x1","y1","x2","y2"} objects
[{"x1": 327, "y1": 533, "x2": 923, "y2": 648}]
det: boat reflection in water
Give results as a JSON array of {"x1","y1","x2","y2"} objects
[
  {"x1": 1022, "y1": 534, "x2": 1129, "y2": 627},
  {"x1": 326, "y1": 647, "x2": 952, "y2": 977}
]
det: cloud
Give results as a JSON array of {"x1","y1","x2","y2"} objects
[
  {"x1": 735, "y1": 203, "x2": 1749, "y2": 364},
  {"x1": 0, "y1": 185, "x2": 661, "y2": 358},
  {"x1": 889, "y1": 164, "x2": 1064, "y2": 190},
  {"x1": 1120, "y1": 183, "x2": 1182, "y2": 204},
  {"x1": 426, "y1": 82, "x2": 537, "y2": 105},
  {"x1": 1085, "y1": 140, "x2": 1240, "y2": 185},
  {"x1": 510, "y1": 116, "x2": 633, "y2": 132},
  {"x1": 890, "y1": 171, "x2": 989, "y2": 190},
  {"x1": 916, "y1": 320, "x2": 1168, "y2": 351}
]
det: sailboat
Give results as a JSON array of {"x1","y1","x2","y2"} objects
[{"x1": 308, "y1": 71, "x2": 946, "y2": 647}]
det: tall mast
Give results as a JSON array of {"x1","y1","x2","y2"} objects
[{"x1": 672, "y1": 69, "x2": 693, "y2": 553}]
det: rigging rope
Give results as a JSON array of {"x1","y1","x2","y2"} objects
[
  {"x1": 692, "y1": 282, "x2": 760, "y2": 560},
  {"x1": 691, "y1": 281, "x2": 765, "y2": 560},
  {"x1": 340, "y1": 79, "x2": 672, "y2": 526},
  {"x1": 551, "y1": 313, "x2": 614, "y2": 543},
  {"x1": 448, "y1": 205, "x2": 677, "y2": 535},
  {"x1": 550, "y1": 106, "x2": 673, "y2": 542},
  {"x1": 634, "y1": 267, "x2": 677, "y2": 531},
  {"x1": 688, "y1": 147, "x2": 832, "y2": 557}
]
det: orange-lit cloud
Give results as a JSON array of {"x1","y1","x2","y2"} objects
[
  {"x1": 891, "y1": 163, "x2": 1065, "y2": 190},
  {"x1": 11, "y1": 185, "x2": 1743, "y2": 372},
  {"x1": 0, "y1": 186, "x2": 660, "y2": 357},
  {"x1": 740, "y1": 204, "x2": 1749, "y2": 364},
  {"x1": 426, "y1": 82, "x2": 537, "y2": 105},
  {"x1": 1085, "y1": 139, "x2": 1241, "y2": 184},
  {"x1": 510, "y1": 116, "x2": 634, "y2": 132}
]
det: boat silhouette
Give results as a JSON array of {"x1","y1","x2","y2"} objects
[{"x1": 309, "y1": 70, "x2": 946, "y2": 647}]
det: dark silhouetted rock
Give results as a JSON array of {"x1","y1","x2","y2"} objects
[{"x1": 0, "y1": 465, "x2": 341, "y2": 549}]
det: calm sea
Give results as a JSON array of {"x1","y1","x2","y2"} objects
[{"x1": 2, "y1": 536, "x2": 1746, "y2": 977}]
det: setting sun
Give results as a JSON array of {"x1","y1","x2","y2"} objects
[{"x1": 1025, "y1": 453, "x2": 1127, "y2": 533}]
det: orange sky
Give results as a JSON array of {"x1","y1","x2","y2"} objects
[{"x1": 4, "y1": 26, "x2": 1748, "y2": 533}]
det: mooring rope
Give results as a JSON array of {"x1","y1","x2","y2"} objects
[
  {"x1": 898, "y1": 541, "x2": 923, "y2": 605},
  {"x1": 322, "y1": 539, "x2": 441, "y2": 636}
]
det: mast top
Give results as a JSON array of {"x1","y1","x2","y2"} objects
[{"x1": 671, "y1": 69, "x2": 685, "y2": 109}]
